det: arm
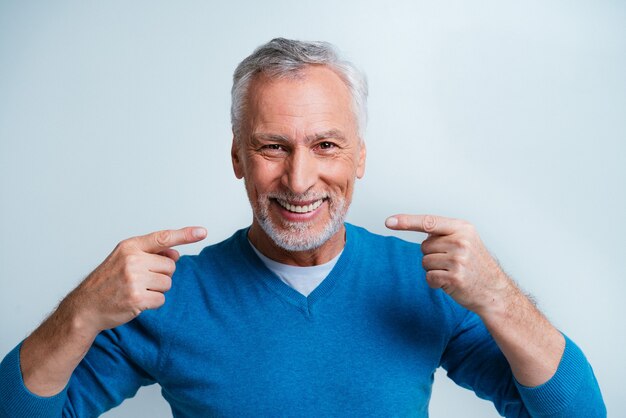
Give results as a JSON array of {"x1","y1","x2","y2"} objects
[
  {"x1": 0, "y1": 226, "x2": 206, "y2": 417},
  {"x1": 386, "y1": 214, "x2": 563, "y2": 385},
  {"x1": 440, "y1": 308, "x2": 605, "y2": 417},
  {"x1": 386, "y1": 214, "x2": 605, "y2": 414},
  {"x1": 1, "y1": 322, "x2": 159, "y2": 418}
]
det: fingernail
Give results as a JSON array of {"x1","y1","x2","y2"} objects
[
  {"x1": 193, "y1": 227, "x2": 207, "y2": 238},
  {"x1": 385, "y1": 217, "x2": 398, "y2": 228}
]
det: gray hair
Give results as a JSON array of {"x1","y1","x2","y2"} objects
[{"x1": 231, "y1": 38, "x2": 368, "y2": 141}]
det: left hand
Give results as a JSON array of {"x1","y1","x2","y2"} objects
[{"x1": 386, "y1": 214, "x2": 513, "y2": 315}]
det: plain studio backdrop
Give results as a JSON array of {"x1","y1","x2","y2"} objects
[{"x1": 0, "y1": 1, "x2": 624, "y2": 417}]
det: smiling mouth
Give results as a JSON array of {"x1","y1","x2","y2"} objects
[{"x1": 275, "y1": 198, "x2": 325, "y2": 214}]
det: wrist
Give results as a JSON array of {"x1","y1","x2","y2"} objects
[
  {"x1": 57, "y1": 293, "x2": 102, "y2": 341},
  {"x1": 472, "y1": 272, "x2": 519, "y2": 323},
  {"x1": 20, "y1": 297, "x2": 100, "y2": 397}
]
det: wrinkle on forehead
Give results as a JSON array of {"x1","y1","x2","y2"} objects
[{"x1": 242, "y1": 66, "x2": 357, "y2": 142}]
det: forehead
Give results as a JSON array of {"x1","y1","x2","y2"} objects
[{"x1": 245, "y1": 65, "x2": 356, "y2": 139}]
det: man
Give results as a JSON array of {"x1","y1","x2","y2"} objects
[{"x1": 0, "y1": 38, "x2": 605, "y2": 417}]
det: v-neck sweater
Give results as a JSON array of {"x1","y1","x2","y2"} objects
[
  {"x1": 248, "y1": 239, "x2": 342, "y2": 297},
  {"x1": 0, "y1": 224, "x2": 605, "y2": 417}
]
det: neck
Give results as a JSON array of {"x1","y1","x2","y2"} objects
[{"x1": 247, "y1": 222, "x2": 346, "y2": 267}]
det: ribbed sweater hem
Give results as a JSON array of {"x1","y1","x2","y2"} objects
[
  {"x1": 0, "y1": 342, "x2": 68, "y2": 418},
  {"x1": 514, "y1": 334, "x2": 588, "y2": 416}
]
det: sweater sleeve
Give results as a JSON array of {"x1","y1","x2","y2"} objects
[
  {"x1": 0, "y1": 317, "x2": 161, "y2": 418},
  {"x1": 514, "y1": 335, "x2": 606, "y2": 417},
  {"x1": 441, "y1": 310, "x2": 606, "y2": 417},
  {"x1": 0, "y1": 343, "x2": 68, "y2": 418}
]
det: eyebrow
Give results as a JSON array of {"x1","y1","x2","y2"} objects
[
  {"x1": 251, "y1": 133, "x2": 291, "y2": 144},
  {"x1": 308, "y1": 129, "x2": 347, "y2": 143},
  {"x1": 251, "y1": 129, "x2": 347, "y2": 144}
]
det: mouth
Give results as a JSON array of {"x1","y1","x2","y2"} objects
[{"x1": 275, "y1": 198, "x2": 325, "y2": 214}]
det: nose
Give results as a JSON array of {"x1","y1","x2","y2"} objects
[{"x1": 282, "y1": 147, "x2": 318, "y2": 194}]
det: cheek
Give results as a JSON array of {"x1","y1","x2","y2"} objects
[
  {"x1": 246, "y1": 159, "x2": 283, "y2": 189},
  {"x1": 320, "y1": 157, "x2": 359, "y2": 186}
]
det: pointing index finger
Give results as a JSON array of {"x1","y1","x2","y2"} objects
[
  {"x1": 135, "y1": 226, "x2": 207, "y2": 253},
  {"x1": 385, "y1": 214, "x2": 458, "y2": 236}
]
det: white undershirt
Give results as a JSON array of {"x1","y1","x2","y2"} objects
[{"x1": 249, "y1": 241, "x2": 343, "y2": 297}]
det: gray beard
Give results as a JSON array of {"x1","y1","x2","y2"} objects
[{"x1": 248, "y1": 186, "x2": 347, "y2": 252}]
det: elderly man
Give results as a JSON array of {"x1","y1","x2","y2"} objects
[{"x1": 0, "y1": 38, "x2": 605, "y2": 417}]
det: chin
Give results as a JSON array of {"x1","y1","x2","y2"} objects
[
  {"x1": 247, "y1": 184, "x2": 350, "y2": 252},
  {"x1": 259, "y1": 204, "x2": 347, "y2": 252},
  {"x1": 259, "y1": 217, "x2": 344, "y2": 252}
]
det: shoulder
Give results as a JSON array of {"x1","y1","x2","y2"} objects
[{"x1": 345, "y1": 222, "x2": 466, "y2": 321}]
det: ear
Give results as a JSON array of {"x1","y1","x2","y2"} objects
[
  {"x1": 231, "y1": 136, "x2": 244, "y2": 179},
  {"x1": 356, "y1": 140, "x2": 367, "y2": 179}
]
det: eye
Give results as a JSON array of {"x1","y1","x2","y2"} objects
[
  {"x1": 259, "y1": 143, "x2": 288, "y2": 157},
  {"x1": 318, "y1": 141, "x2": 336, "y2": 150},
  {"x1": 263, "y1": 144, "x2": 283, "y2": 150}
]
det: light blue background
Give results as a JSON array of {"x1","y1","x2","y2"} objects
[{"x1": 1, "y1": 1, "x2": 624, "y2": 416}]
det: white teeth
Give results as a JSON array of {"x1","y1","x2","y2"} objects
[{"x1": 277, "y1": 199, "x2": 323, "y2": 213}]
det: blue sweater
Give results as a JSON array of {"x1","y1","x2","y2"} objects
[{"x1": 0, "y1": 224, "x2": 605, "y2": 417}]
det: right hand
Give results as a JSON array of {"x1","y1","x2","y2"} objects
[{"x1": 70, "y1": 226, "x2": 207, "y2": 334}]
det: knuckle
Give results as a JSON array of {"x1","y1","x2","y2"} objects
[
  {"x1": 121, "y1": 267, "x2": 137, "y2": 284},
  {"x1": 121, "y1": 262, "x2": 133, "y2": 277},
  {"x1": 425, "y1": 271, "x2": 440, "y2": 288},
  {"x1": 121, "y1": 254, "x2": 140, "y2": 273},
  {"x1": 451, "y1": 263, "x2": 467, "y2": 279},
  {"x1": 451, "y1": 254, "x2": 466, "y2": 266},
  {"x1": 446, "y1": 275, "x2": 458, "y2": 288},
  {"x1": 422, "y1": 215, "x2": 437, "y2": 232},
  {"x1": 115, "y1": 239, "x2": 131, "y2": 253},
  {"x1": 154, "y1": 293, "x2": 166, "y2": 307},
  {"x1": 124, "y1": 253, "x2": 139, "y2": 266},
  {"x1": 154, "y1": 230, "x2": 172, "y2": 247},
  {"x1": 166, "y1": 258, "x2": 177, "y2": 274},
  {"x1": 457, "y1": 238, "x2": 471, "y2": 252},
  {"x1": 461, "y1": 221, "x2": 476, "y2": 233},
  {"x1": 448, "y1": 270, "x2": 464, "y2": 286},
  {"x1": 127, "y1": 289, "x2": 143, "y2": 306}
]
